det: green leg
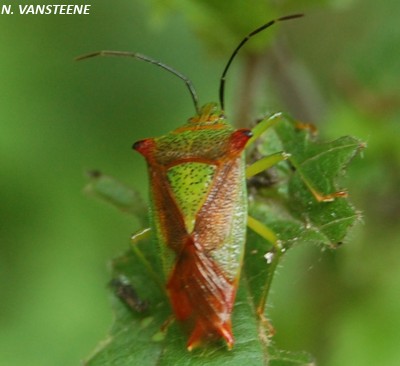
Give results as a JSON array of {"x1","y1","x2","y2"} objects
[
  {"x1": 247, "y1": 215, "x2": 280, "y2": 250},
  {"x1": 245, "y1": 121, "x2": 289, "y2": 326},
  {"x1": 247, "y1": 215, "x2": 284, "y2": 322},
  {"x1": 246, "y1": 215, "x2": 283, "y2": 321},
  {"x1": 131, "y1": 228, "x2": 175, "y2": 338},
  {"x1": 245, "y1": 126, "x2": 286, "y2": 250},
  {"x1": 247, "y1": 112, "x2": 347, "y2": 202},
  {"x1": 245, "y1": 151, "x2": 289, "y2": 179},
  {"x1": 247, "y1": 111, "x2": 317, "y2": 147},
  {"x1": 130, "y1": 228, "x2": 164, "y2": 291},
  {"x1": 247, "y1": 214, "x2": 283, "y2": 334},
  {"x1": 245, "y1": 112, "x2": 347, "y2": 329},
  {"x1": 246, "y1": 112, "x2": 282, "y2": 147}
]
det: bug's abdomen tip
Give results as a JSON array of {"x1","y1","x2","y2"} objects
[
  {"x1": 186, "y1": 321, "x2": 234, "y2": 351},
  {"x1": 168, "y1": 239, "x2": 237, "y2": 350}
]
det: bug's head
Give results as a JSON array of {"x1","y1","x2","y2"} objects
[{"x1": 188, "y1": 103, "x2": 225, "y2": 125}]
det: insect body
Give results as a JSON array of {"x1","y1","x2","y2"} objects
[
  {"x1": 134, "y1": 103, "x2": 251, "y2": 349},
  {"x1": 78, "y1": 14, "x2": 303, "y2": 350}
]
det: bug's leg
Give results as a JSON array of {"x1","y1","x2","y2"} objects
[
  {"x1": 130, "y1": 228, "x2": 165, "y2": 291},
  {"x1": 247, "y1": 113, "x2": 347, "y2": 202},
  {"x1": 247, "y1": 112, "x2": 317, "y2": 148},
  {"x1": 130, "y1": 229, "x2": 176, "y2": 339},
  {"x1": 247, "y1": 216, "x2": 279, "y2": 249},
  {"x1": 245, "y1": 113, "x2": 289, "y2": 181},
  {"x1": 246, "y1": 151, "x2": 290, "y2": 179},
  {"x1": 109, "y1": 228, "x2": 158, "y2": 313},
  {"x1": 247, "y1": 215, "x2": 283, "y2": 335},
  {"x1": 246, "y1": 144, "x2": 287, "y2": 322},
  {"x1": 245, "y1": 141, "x2": 294, "y2": 332},
  {"x1": 246, "y1": 125, "x2": 289, "y2": 322},
  {"x1": 246, "y1": 112, "x2": 283, "y2": 147}
]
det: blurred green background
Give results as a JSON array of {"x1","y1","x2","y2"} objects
[{"x1": 1, "y1": 1, "x2": 399, "y2": 365}]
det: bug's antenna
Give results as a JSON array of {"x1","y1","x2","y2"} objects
[
  {"x1": 76, "y1": 51, "x2": 201, "y2": 115},
  {"x1": 219, "y1": 13, "x2": 304, "y2": 112}
]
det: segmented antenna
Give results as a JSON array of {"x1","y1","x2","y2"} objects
[
  {"x1": 76, "y1": 51, "x2": 200, "y2": 115},
  {"x1": 219, "y1": 14, "x2": 304, "y2": 111}
]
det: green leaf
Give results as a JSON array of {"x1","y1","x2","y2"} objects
[{"x1": 83, "y1": 117, "x2": 363, "y2": 365}]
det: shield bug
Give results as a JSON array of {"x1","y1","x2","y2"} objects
[{"x1": 78, "y1": 14, "x2": 308, "y2": 350}]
